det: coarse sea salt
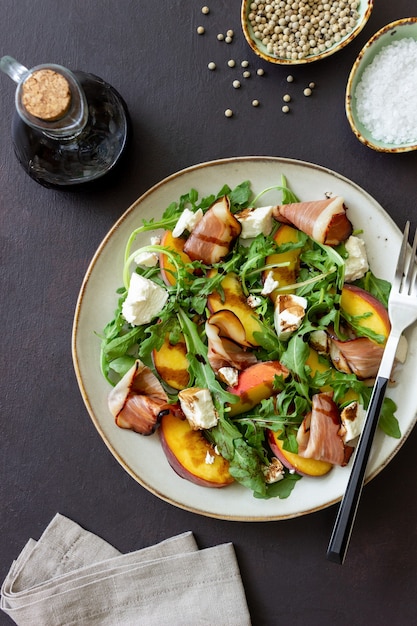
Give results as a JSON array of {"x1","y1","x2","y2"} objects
[{"x1": 355, "y1": 38, "x2": 417, "y2": 145}]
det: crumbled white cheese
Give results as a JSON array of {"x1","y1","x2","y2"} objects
[
  {"x1": 274, "y1": 294, "x2": 307, "y2": 340},
  {"x1": 218, "y1": 366, "x2": 239, "y2": 387},
  {"x1": 340, "y1": 401, "x2": 366, "y2": 443},
  {"x1": 178, "y1": 387, "x2": 219, "y2": 430},
  {"x1": 172, "y1": 208, "x2": 203, "y2": 237},
  {"x1": 134, "y1": 235, "x2": 161, "y2": 267},
  {"x1": 309, "y1": 329, "x2": 328, "y2": 354},
  {"x1": 134, "y1": 251, "x2": 159, "y2": 267},
  {"x1": 235, "y1": 205, "x2": 274, "y2": 239},
  {"x1": 122, "y1": 273, "x2": 168, "y2": 326},
  {"x1": 205, "y1": 451, "x2": 215, "y2": 465},
  {"x1": 262, "y1": 457, "x2": 285, "y2": 484},
  {"x1": 261, "y1": 271, "x2": 279, "y2": 295},
  {"x1": 247, "y1": 294, "x2": 262, "y2": 309},
  {"x1": 344, "y1": 235, "x2": 369, "y2": 282}
]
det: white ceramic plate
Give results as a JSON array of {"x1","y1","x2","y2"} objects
[{"x1": 72, "y1": 156, "x2": 417, "y2": 521}]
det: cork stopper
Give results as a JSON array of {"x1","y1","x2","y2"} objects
[{"x1": 21, "y1": 69, "x2": 71, "y2": 121}]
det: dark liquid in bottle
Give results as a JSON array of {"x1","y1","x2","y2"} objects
[{"x1": 12, "y1": 71, "x2": 129, "y2": 189}]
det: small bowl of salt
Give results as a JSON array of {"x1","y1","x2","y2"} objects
[{"x1": 346, "y1": 17, "x2": 417, "y2": 152}]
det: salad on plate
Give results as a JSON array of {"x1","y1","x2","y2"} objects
[{"x1": 99, "y1": 177, "x2": 403, "y2": 500}]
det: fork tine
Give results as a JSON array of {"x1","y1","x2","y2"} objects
[
  {"x1": 405, "y1": 225, "x2": 417, "y2": 295},
  {"x1": 393, "y1": 221, "x2": 410, "y2": 291}
]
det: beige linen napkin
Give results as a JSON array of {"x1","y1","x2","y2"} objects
[{"x1": 1, "y1": 513, "x2": 251, "y2": 626}]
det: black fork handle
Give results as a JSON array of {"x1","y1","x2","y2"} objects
[{"x1": 327, "y1": 376, "x2": 389, "y2": 564}]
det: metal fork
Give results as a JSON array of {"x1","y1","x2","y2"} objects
[{"x1": 327, "y1": 221, "x2": 417, "y2": 564}]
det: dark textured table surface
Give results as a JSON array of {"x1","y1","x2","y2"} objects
[{"x1": 1, "y1": 1, "x2": 416, "y2": 624}]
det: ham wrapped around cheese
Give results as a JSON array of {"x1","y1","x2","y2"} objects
[
  {"x1": 272, "y1": 196, "x2": 352, "y2": 246},
  {"x1": 183, "y1": 196, "x2": 241, "y2": 264},
  {"x1": 297, "y1": 392, "x2": 353, "y2": 466},
  {"x1": 329, "y1": 336, "x2": 385, "y2": 380},
  {"x1": 108, "y1": 360, "x2": 168, "y2": 435}
]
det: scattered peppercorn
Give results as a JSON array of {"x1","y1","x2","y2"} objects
[
  {"x1": 208, "y1": 62, "x2": 216, "y2": 70},
  {"x1": 233, "y1": 80, "x2": 241, "y2": 89},
  {"x1": 256, "y1": 68, "x2": 265, "y2": 76},
  {"x1": 217, "y1": 33, "x2": 224, "y2": 41},
  {"x1": 252, "y1": 99, "x2": 260, "y2": 107},
  {"x1": 303, "y1": 87, "x2": 312, "y2": 96},
  {"x1": 225, "y1": 109, "x2": 233, "y2": 117},
  {"x1": 225, "y1": 36, "x2": 233, "y2": 43},
  {"x1": 243, "y1": 70, "x2": 251, "y2": 78},
  {"x1": 197, "y1": 26, "x2": 205, "y2": 35},
  {"x1": 282, "y1": 105, "x2": 290, "y2": 113},
  {"x1": 283, "y1": 94, "x2": 291, "y2": 102},
  {"x1": 286, "y1": 75, "x2": 294, "y2": 82},
  {"x1": 241, "y1": 60, "x2": 249, "y2": 68},
  {"x1": 202, "y1": 6, "x2": 209, "y2": 14},
  {"x1": 227, "y1": 59, "x2": 236, "y2": 67}
]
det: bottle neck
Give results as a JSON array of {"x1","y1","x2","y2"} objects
[{"x1": 16, "y1": 64, "x2": 88, "y2": 138}]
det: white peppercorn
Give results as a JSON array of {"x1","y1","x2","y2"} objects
[
  {"x1": 197, "y1": 26, "x2": 205, "y2": 35},
  {"x1": 202, "y1": 6, "x2": 209, "y2": 14},
  {"x1": 225, "y1": 109, "x2": 233, "y2": 117},
  {"x1": 208, "y1": 62, "x2": 216, "y2": 70},
  {"x1": 247, "y1": 0, "x2": 360, "y2": 60}
]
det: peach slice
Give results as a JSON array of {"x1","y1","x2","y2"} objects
[
  {"x1": 263, "y1": 224, "x2": 302, "y2": 298},
  {"x1": 207, "y1": 309, "x2": 251, "y2": 346},
  {"x1": 152, "y1": 333, "x2": 189, "y2": 390},
  {"x1": 159, "y1": 411, "x2": 234, "y2": 488},
  {"x1": 159, "y1": 230, "x2": 193, "y2": 287},
  {"x1": 268, "y1": 429, "x2": 333, "y2": 477},
  {"x1": 340, "y1": 284, "x2": 391, "y2": 342},
  {"x1": 306, "y1": 347, "x2": 359, "y2": 403},
  {"x1": 207, "y1": 271, "x2": 264, "y2": 346},
  {"x1": 227, "y1": 360, "x2": 289, "y2": 417}
]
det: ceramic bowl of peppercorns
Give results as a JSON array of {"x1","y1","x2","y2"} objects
[
  {"x1": 346, "y1": 17, "x2": 417, "y2": 153},
  {"x1": 241, "y1": 0, "x2": 373, "y2": 65}
]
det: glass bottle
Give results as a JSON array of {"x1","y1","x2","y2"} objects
[{"x1": 0, "y1": 56, "x2": 129, "y2": 188}]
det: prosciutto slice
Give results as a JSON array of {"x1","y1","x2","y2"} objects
[
  {"x1": 329, "y1": 336, "x2": 384, "y2": 379},
  {"x1": 272, "y1": 196, "x2": 352, "y2": 246},
  {"x1": 205, "y1": 321, "x2": 258, "y2": 372},
  {"x1": 183, "y1": 196, "x2": 241, "y2": 264},
  {"x1": 297, "y1": 392, "x2": 353, "y2": 466},
  {"x1": 108, "y1": 360, "x2": 168, "y2": 435}
]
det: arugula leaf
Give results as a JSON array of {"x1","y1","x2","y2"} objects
[
  {"x1": 280, "y1": 334, "x2": 310, "y2": 381},
  {"x1": 229, "y1": 180, "x2": 252, "y2": 209},
  {"x1": 378, "y1": 397, "x2": 401, "y2": 438},
  {"x1": 176, "y1": 308, "x2": 237, "y2": 408},
  {"x1": 355, "y1": 271, "x2": 391, "y2": 308},
  {"x1": 254, "y1": 472, "x2": 302, "y2": 499},
  {"x1": 208, "y1": 416, "x2": 268, "y2": 496}
]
